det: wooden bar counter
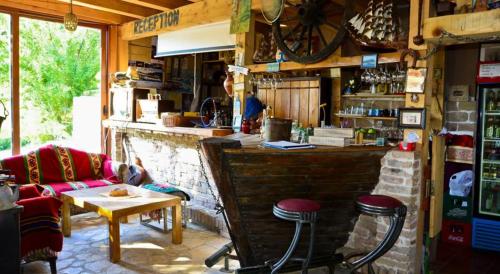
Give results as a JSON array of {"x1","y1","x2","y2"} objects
[{"x1": 201, "y1": 138, "x2": 391, "y2": 268}]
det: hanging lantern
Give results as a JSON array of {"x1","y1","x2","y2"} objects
[{"x1": 64, "y1": 0, "x2": 78, "y2": 32}]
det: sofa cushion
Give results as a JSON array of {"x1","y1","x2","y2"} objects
[
  {"x1": 53, "y1": 145, "x2": 106, "y2": 181},
  {"x1": 40, "y1": 179, "x2": 115, "y2": 198},
  {"x1": 0, "y1": 144, "x2": 64, "y2": 185}
]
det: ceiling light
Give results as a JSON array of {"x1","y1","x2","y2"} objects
[{"x1": 64, "y1": 0, "x2": 78, "y2": 32}]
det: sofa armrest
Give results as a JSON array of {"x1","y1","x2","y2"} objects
[
  {"x1": 18, "y1": 185, "x2": 42, "y2": 200},
  {"x1": 103, "y1": 160, "x2": 128, "y2": 184},
  {"x1": 16, "y1": 196, "x2": 62, "y2": 219}
]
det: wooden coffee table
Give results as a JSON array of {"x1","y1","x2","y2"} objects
[{"x1": 61, "y1": 184, "x2": 183, "y2": 263}]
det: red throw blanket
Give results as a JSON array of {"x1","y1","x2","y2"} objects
[{"x1": 16, "y1": 185, "x2": 63, "y2": 261}]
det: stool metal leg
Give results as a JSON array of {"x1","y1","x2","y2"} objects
[
  {"x1": 302, "y1": 221, "x2": 316, "y2": 274},
  {"x1": 271, "y1": 222, "x2": 303, "y2": 274},
  {"x1": 349, "y1": 206, "x2": 407, "y2": 272}
]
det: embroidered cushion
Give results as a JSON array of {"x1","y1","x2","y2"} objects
[
  {"x1": 0, "y1": 144, "x2": 64, "y2": 184},
  {"x1": 53, "y1": 145, "x2": 106, "y2": 181}
]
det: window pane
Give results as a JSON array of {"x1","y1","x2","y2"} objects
[
  {"x1": 19, "y1": 18, "x2": 102, "y2": 153},
  {"x1": 0, "y1": 13, "x2": 12, "y2": 157}
]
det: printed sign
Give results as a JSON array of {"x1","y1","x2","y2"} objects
[
  {"x1": 134, "y1": 10, "x2": 180, "y2": 34},
  {"x1": 479, "y1": 63, "x2": 500, "y2": 78},
  {"x1": 266, "y1": 62, "x2": 280, "y2": 72}
]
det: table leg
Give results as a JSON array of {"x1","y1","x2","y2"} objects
[
  {"x1": 62, "y1": 197, "x2": 71, "y2": 237},
  {"x1": 108, "y1": 217, "x2": 121, "y2": 263},
  {"x1": 171, "y1": 204, "x2": 182, "y2": 244}
]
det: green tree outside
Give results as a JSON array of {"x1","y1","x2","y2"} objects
[{"x1": 0, "y1": 14, "x2": 101, "y2": 151}]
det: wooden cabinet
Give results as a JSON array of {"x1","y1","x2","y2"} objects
[
  {"x1": 256, "y1": 77, "x2": 332, "y2": 127},
  {"x1": 0, "y1": 206, "x2": 23, "y2": 274}
]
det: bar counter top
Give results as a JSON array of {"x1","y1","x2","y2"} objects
[
  {"x1": 102, "y1": 119, "x2": 233, "y2": 137},
  {"x1": 224, "y1": 145, "x2": 393, "y2": 154}
]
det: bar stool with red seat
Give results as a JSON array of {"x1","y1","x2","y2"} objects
[
  {"x1": 269, "y1": 198, "x2": 321, "y2": 274},
  {"x1": 343, "y1": 194, "x2": 407, "y2": 273}
]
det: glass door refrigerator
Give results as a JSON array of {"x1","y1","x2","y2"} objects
[{"x1": 473, "y1": 61, "x2": 500, "y2": 252}]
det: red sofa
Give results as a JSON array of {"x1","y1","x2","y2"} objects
[{"x1": 0, "y1": 144, "x2": 124, "y2": 197}]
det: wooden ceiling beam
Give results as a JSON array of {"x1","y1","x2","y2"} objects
[
  {"x1": 57, "y1": 0, "x2": 160, "y2": 19},
  {"x1": 120, "y1": 0, "x2": 193, "y2": 11},
  {"x1": 0, "y1": 0, "x2": 132, "y2": 24}
]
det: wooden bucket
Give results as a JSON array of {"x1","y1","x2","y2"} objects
[{"x1": 263, "y1": 118, "x2": 292, "y2": 142}]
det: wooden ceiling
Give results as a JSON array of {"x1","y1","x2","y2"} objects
[{"x1": 0, "y1": 0, "x2": 201, "y2": 25}]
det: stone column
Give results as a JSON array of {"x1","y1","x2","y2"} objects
[{"x1": 345, "y1": 149, "x2": 422, "y2": 274}]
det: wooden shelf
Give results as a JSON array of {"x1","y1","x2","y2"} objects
[
  {"x1": 335, "y1": 114, "x2": 398, "y2": 121},
  {"x1": 203, "y1": 59, "x2": 227, "y2": 64},
  {"x1": 423, "y1": 9, "x2": 500, "y2": 45},
  {"x1": 342, "y1": 93, "x2": 406, "y2": 100},
  {"x1": 247, "y1": 51, "x2": 425, "y2": 73}
]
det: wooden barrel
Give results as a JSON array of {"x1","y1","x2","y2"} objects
[{"x1": 263, "y1": 118, "x2": 292, "y2": 142}]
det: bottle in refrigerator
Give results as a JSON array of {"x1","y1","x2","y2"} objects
[
  {"x1": 484, "y1": 164, "x2": 491, "y2": 178},
  {"x1": 488, "y1": 91, "x2": 497, "y2": 111},
  {"x1": 485, "y1": 193, "x2": 493, "y2": 211},
  {"x1": 492, "y1": 165, "x2": 498, "y2": 179},
  {"x1": 486, "y1": 117, "x2": 495, "y2": 138}
]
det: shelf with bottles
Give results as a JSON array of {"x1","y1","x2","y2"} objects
[
  {"x1": 335, "y1": 114, "x2": 398, "y2": 121},
  {"x1": 484, "y1": 87, "x2": 500, "y2": 113},
  {"x1": 483, "y1": 114, "x2": 500, "y2": 139},
  {"x1": 341, "y1": 92, "x2": 406, "y2": 101},
  {"x1": 482, "y1": 162, "x2": 500, "y2": 180},
  {"x1": 480, "y1": 181, "x2": 500, "y2": 216}
]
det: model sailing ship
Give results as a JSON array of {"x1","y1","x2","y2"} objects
[{"x1": 347, "y1": 0, "x2": 406, "y2": 50}]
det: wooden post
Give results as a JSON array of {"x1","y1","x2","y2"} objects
[
  {"x1": 11, "y1": 13, "x2": 20, "y2": 155},
  {"x1": 233, "y1": 13, "x2": 255, "y2": 116}
]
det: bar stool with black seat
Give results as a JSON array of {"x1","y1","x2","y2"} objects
[
  {"x1": 269, "y1": 198, "x2": 321, "y2": 274},
  {"x1": 343, "y1": 194, "x2": 407, "y2": 274}
]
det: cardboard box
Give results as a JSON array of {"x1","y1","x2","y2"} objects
[
  {"x1": 442, "y1": 219, "x2": 472, "y2": 246},
  {"x1": 313, "y1": 128, "x2": 354, "y2": 138},
  {"x1": 443, "y1": 193, "x2": 473, "y2": 223},
  {"x1": 446, "y1": 146, "x2": 474, "y2": 164},
  {"x1": 308, "y1": 136, "x2": 352, "y2": 147}
]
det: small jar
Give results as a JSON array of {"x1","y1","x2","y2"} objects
[{"x1": 242, "y1": 119, "x2": 251, "y2": 134}]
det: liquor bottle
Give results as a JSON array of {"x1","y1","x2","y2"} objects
[
  {"x1": 488, "y1": 91, "x2": 496, "y2": 111},
  {"x1": 485, "y1": 193, "x2": 493, "y2": 211},
  {"x1": 486, "y1": 117, "x2": 495, "y2": 138},
  {"x1": 483, "y1": 164, "x2": 491, "y2": 178},
  {"x1": 492, "y1": 165, "x2": 498, "y2": 179}
]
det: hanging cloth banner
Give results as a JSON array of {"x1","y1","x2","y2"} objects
[{"x1": 230, "y1": 0, "x2": 251, "y2": 34}]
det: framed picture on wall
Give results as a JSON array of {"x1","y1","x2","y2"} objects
[
  {"x1": 398, "y1": 108, "x2": 426, "y2": 129},
  {"x1": 361, "y1": 54, "x2": 378, "y2": 69},
  {"x1": 405, "y1": 68, "x2": 427, "y2": 93}
]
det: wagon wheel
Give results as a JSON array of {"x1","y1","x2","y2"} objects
[{"x1": 273, "y1": 0, "x2": 353, "y2": 64}]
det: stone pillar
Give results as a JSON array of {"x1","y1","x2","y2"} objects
[
  {"x1": 445, "y1": 101, "x2": 477, "y2": 133},
  {"x1": 345, "y1": 149, "x2": 422, "y2": 274}
]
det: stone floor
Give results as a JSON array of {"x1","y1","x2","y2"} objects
[{"x1": 22, "y1": 213, "x2": 241, "y2": 274}]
